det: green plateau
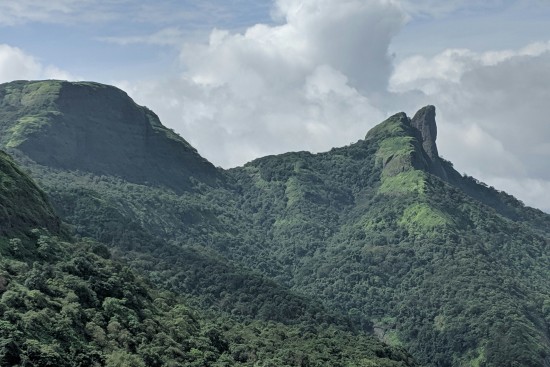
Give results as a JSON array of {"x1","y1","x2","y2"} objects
[{"x1": 1, "y1": 80, "x2": 550, "y2": 366}]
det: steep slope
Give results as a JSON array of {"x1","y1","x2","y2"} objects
[
  {"x1": 1, "y1": 80, "x2": 550, "y2": 366},
  {"x1": 0, "y1": 150, "x2": 418, "y2": 367},
  {"x1": 0, "y1": 80, "x2": 223, "y2": 193},
  {"x1": 0, "y1": 80, "x2": 355, "y2": 329},
  {"x1": 0, "y1": 151, "x2": 61, "y2": 238},
  {"x1": 229, "y1": 109, "x2": 550, "y2": 366}
]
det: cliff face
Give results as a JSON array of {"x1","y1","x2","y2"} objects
[
  {"x1": 0, "y1": 80, "x2": 223, "y2": 193},
  {"x1": 410, "y1": 105, "x2": 447, "y2": 179}
]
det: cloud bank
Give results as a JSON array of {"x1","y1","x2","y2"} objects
[
  {"x1": 123, "y1": 0, "x2": 403, "y2": 167},
  {"x1": 0, "y1": 44, "x2": 72, "y2": 82},
  {"x1": 120, "y1": 0, "x2": 550, "y2": 211},
  {"x1": 391, "y1": 41, "x2": 550, "y2": 210}
]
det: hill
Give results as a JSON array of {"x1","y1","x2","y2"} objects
[
  {"x1": 0, "y1": 151, "x2": 61, "y2": 238},
  {"x1": 0, "y1": 80, "x2": 223, "y2": 193},
  {"x1": 1, "y1": 80, "x2": 549, "y2": 366},
  {"x1": 229, "y1": 109, "x2": 550, "y2": 366},
  {"x1": 0, "y1": 149, "x2": 417, "y2": 366}
]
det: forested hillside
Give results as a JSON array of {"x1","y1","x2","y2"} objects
[
  {"x1": 0, "y1": 143, "x2": 417, "y2": 366},
  {"x1": 1, "y1": 80, "x2": 549, "y2": 366}
]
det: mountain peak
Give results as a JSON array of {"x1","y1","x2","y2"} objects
[
  {"x1": 364, "y1": 106, "x2": 447, "y2": 181},
  {"x1": 0, "y1": 80, "x2": 223, "y2": 193},
  {"x1": 411, "y1": 105, "x2": 438, "y2": 161}
]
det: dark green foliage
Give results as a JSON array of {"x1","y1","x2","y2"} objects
[
  {"x1": 0, "y1": 80, "x2": 223, "y2": 193},
  {"x1": 0, "y1": 146, "x2": 417, "y2": 367},
  {"x1": 0, "y1": 151, "x2": 61, "y2": 238},
  {"x1": 1, "y1": 80, "x2": 550, "y2": 366},
  {"x1": 1, "y1": 231, "x2": 417, "y2": 367}
]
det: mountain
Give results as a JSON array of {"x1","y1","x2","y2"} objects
[
  {"x1": 1, "y1": 80, "x2": 550, "y2": 366},
  {"x1": 0, "y1": 80, "x2": 223, "y2": 193},
  {"x1": 229, "y1": 108, "x2": 550, "y2": 366},
  {"x1": 0, "y1": 149, "x2": 417, "y2": 366}
]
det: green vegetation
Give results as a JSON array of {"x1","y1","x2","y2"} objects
[
  {"x1": 0, "y1": 151, "x2": 61, "y2": 238},
  {"x1": 375, "y1": 136, "x2": 415, "y2": 168},
  {"x1": 378, "y1": 170, "x2": 425, "y2": 195},
  {"x1": 398, "y1": 203, "x2": 451, "y2": 233},
  {"x1": 0, "y1": 149, "x2": 416, "y2": 366},
  {"x1": 2, "y1": 80, "x2": 550, "y2": 366},
  {"x1": 1, "y1": 232, "x2": 416, "y2": 367}
]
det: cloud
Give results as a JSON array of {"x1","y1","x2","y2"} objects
[
  {"x1": 99, "y1": 27, "x2": 189, "y2": 46},
  {"x1": 0, "y1": 0, "x2": 119, "y2": 25},
  {"x1": 123, "y1": 0, "x2": 403, "y2": 167},
  {"x1": 0, "y1": 0, "x2": 272, "y2": 29},
  {"x1": 0, "y1": 44, "x2": 74, "y2": 83},
  {"x1": 390, "y1": 41, "x2": 550, "y2": 211}
]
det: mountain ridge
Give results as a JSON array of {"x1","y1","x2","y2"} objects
[
  {"x1": 1, "y1": 79, "x2": 550, "y2": 366},
  {"x1": 0, "y1": 80, "x2": 223, "y2": 193},
  {"x1": 0, "y1": 149, "x2": 417, "y2": 366}
]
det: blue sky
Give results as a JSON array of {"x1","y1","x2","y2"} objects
[{"x1": 1, "y1": 0, "x2": 550, "y2": 211}]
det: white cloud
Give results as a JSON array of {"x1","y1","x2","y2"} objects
[
  {"x1": 0, "y1": 44, "x2": 74, "y2": 83},
  {"x1": 390, "y1": 41, "x2": 550, "y2": 212},
  {"x1": 99, "y1": 27, "x2": 188, "y2": 46},
  {"x1": 123, "y1": 0, "x2": 401, "y2": 167}
]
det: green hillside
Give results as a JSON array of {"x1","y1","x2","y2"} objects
[
  {"x1": 0, "y1": 80, "x2": 223, "y2": 193},
  {"x1": 1, "y1": 80, "x2": 550, "y2": 366},
  {"x1": 0, "y1": 151, "x2": 61, "y2": 239},
  {"x1": 229, "y1": 110, "x2": 550, "y2": 366},
  {"x1": 0, "y1": 150, "x2": 417, "y2": 366}
]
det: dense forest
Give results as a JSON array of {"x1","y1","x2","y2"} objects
[
  {"x1": 1, "y1": 80, "x2": 549, "y2": 366},
  {"x1": 0, "y1": 135, "x2": 416, "y2": 366}
]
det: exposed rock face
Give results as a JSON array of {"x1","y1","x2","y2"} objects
[
  {"x1": 411, "y1": 105, "x2": 438, "y2": 160},
  {"x1": 410, "y1": 105, "x2": 447, "y2": 179}
]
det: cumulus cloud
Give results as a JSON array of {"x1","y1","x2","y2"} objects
[
  {"x1": 124, "y1": 0, "x2": 403, "y2": 167},
  {"x1": 109, "y1": 0, "x2": 550, "y2": 212},
  {"x1": 0, "y1": 44, "x2": 74, "y2": 83}
]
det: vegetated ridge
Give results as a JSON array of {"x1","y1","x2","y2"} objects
[
  {"x1": 1, "y1": 79, "x2": 550, "y2": 367},
  {"x1": 0, "y1": 139, "x2": 417, "y2": 366}
]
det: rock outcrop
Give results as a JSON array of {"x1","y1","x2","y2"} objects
[{"x1": 410, "y1": 105, "x2": 447, "y2": 179}]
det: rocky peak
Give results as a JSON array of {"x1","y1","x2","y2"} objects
[
  {"x1": 411, "y1": 105, "x2": 438, "y2": 161},
  {"x1": 410, "y1": 105, "x2": 447, "y2": 180}
]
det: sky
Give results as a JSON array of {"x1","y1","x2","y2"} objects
[{"x1": 1, "y1": 0, "x2": 550, "y2": 212}]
